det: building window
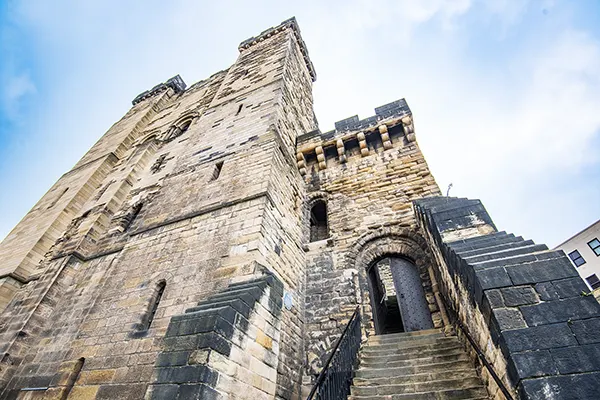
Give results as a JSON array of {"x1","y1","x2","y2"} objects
[
  {"x1": 586, "y1": 274, "x2": 600, "y2": 290},
  {"x1": 309, "y1": 200, "x2": 329, "y2": 242},
  {"x1": 588, "y1": 238, "x2": 600, "y2": 256},
  {"x1": 164, "y1": 118, "x2": 192, "y2": 142},
  {"x1": 210, "y1": 161, "x2": 223, "y2": 181},
  {"x1": 142, "y1": 281, "x2": 166, "y2": 331},
  {"x1": 64, "y1": 358, "x2": 85, "y2": 397},
  {"x1": 568, "y1": 250, "x2": 586, "y2": 267},
  {"x1": 122, "y1": 203, "x2": 143, "y2": 232}
]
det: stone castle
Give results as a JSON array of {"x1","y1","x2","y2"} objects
[{"x1": 0, "y1": 17, "x2": 599, "y2": 400}]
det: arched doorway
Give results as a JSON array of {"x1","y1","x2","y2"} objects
[{"x1": 368, "y1": 256, "x2": 434, "y2": 334}]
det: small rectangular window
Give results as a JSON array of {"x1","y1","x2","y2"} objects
[
  {"x1": 210, "y1": 161, "x2": 223, "y2": 181},
  {"x1": 568, "y1": 250, "x2": 586, "y2": 267},
  {"x1": 588, "y1": 238, "x2": 600, "y2": 256},
  {"x1": 586, "y1": 274, "x2": 600, "y2": 290}
]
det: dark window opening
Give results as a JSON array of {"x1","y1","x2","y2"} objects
[
  {"x1": 236, "y1": 104, "x2": 244, "y2": 116},
  {"x1": 568, "y1": 250, "x2": 586, "y2": 267},
  {"x1": 588, "y1": 238, "x2": 600, "y2": 256},
  {"x1": 123, "y1": 203, "x2": 143, "y2": 232},
  {"x1": 210, "y1": 161, "x2": 224, "y2": 181},
  {"x1": 586, "y1": 274, "x2": 600, "y2": 290},
  {"x1": 309, "y1": 200, "x2": 329, "y2": 242},
  {"x1": 366, "y1": 130, "x2": 383, "y2": 151},
  {"x1": 179, "y1": 120, "x2": 191, "y2": 134},
  {"x1": 324, "y1": 146, "x2": 337, "y2": 159},
  {"x1": 64, "y1": 357, "x2": 85, "y2": 397},
  {"x1": 142, "y1": 281, "x2": 166, "y2": 331}
]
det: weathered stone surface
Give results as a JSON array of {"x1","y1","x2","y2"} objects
[{"x1": 0, "y1": 16, "x2": 596, "y2": 400}]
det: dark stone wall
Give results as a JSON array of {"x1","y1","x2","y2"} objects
[
  {"x1": 147, "y1": 271, "x2": 283, "y2": 400},
  {"x1": 415, "y1": 196, "x2": 600, "y2": 400}
]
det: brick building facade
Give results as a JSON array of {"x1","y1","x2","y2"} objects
[{"x1": 0, "y1": 18, "x2": 599, "y2": 400}]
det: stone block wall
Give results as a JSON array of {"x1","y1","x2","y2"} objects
[
  {"x1": 298, "y1": 104, "x2": 443, "y2": 384},
  {"x1": 146, "y1": 271, "x2": 284, "y2": 400},
  {"x1": 0, "y1": 18, "x2": 315, "y2": 399},
  {"x1": 414, "y1": 196, "x2": 600, "y2": 400}
]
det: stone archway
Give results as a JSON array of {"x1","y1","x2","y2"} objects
[{"x1": 348, "y1": 228, "x2": 446, "y2": 335}]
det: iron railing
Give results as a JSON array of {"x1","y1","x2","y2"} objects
[
  {"x1": 307, "y1": 306, "x2": 361, "y2": 400},
  {"x1": 440, "y1": 296, "x2": 515, "y2": 400}
]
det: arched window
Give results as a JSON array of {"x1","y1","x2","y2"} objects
[
  {"x1": 179, "y1": 119, "x2": 191, "y2": 134},
  {"x1": 163, "y1": 118, "x2": 193, "y2": 142},
  {"x1": 309, "y1": 200, "x2": 329, "y2": 242},
  {"x1": 141, "y1": 281, "x2": 166, "y2": 331}
]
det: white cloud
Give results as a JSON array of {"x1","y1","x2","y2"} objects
[
  {"x1": 1, "y1": 72, "x2": 36, "y2": 120},
  {"x1": 0, "y1": 0, "x2": 598, "y2": 248}
]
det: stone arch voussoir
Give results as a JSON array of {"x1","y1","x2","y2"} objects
[{"x1": 349, "y1": 227, "x2": 443, "y2": 335}]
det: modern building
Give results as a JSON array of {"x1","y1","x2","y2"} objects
[
  {"x1": 0, "y1": 17, "x2": 599, "y2": 400},
  {"x1": 555, "y1": 219, "x2": 600, "y2": 290}
]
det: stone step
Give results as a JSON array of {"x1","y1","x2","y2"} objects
[
  {"x1": 355, "y1": 359, "x2": 473, "y2": 379},
  {"x1": 360, "y1": 345, "x2": 464, "y2": 364},
  {"x1": 363, "y1": 338, "x2": 460, "y2": 354},
  {"x1": 360, "y1": 351, "x2": 468, "y2": 368},
  {"x1": 456, "y1": 239, "x2": 532, "y2": 258},
  {"x1": 447, "y1": 231, "x2": 511, "y2": 249},
  {"x1": 463, "y1": 244, "x2": 548, "y2": 264},
  {"x1": 367, "y1": 329, "x2": 444, "y2": 343},
  {"x1": 450, "y1": 234, "x2": 520, "y2": 253},
  {"x1": 471, "y1": 249, "x2": 564, "y2": 270},
  {"x1": 351, "y1": 376, "x2": 485, "y2": 397},
  {"x1": 348, "y1": 386, "x2": 488, "y2": 400},
  {"x1": 185, "y1": 298, "x2": 251, "y2": 317},
  {"x1": 367, "y1": 333, "x2": 446, "y2": 346},
  {"x1": 352, "y1": 369, "x2": 479, "y2": 387}
]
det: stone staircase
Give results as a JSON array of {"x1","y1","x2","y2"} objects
[{"x1": 348, "y1": 329, "x2": 489, "y2": 400}]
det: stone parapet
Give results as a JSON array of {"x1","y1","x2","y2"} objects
[
  {"x1": 415, "y1": 196, "x2": 600, "y2": 400},
  {"x1": 296, "y1": 99, "x2": 414, "y2": 176}
]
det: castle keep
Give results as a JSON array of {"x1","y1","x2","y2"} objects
[{"x1": 1, "y1": 18, "x2": 599, "y2": 400}]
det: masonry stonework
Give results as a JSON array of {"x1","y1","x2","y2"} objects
[{"x1": 0, "y1": 17, "x2": 598, "y2": 400}]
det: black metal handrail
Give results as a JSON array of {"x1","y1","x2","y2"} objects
[
  {"x1": 307, "y1": 306, "x2": 361, "y2": 400},
  {"x1": 441, "y1": 296, "x2": 515, "y2": 400}
]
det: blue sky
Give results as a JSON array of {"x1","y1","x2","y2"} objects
[{"x1": 1, "y1": 0, "x2": 599, "y2": 247}]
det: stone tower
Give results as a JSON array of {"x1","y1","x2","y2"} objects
[{"x1": 1, "y1": 18, "x2": 599, "y2": 400}]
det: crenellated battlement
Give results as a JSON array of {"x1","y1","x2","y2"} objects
[
  {"x1": 295, "y1": 99, "x2": 415, "y2": 175},
  {"x1": 131, "y1": 74, "x2": 187, "y2": 105},
  {"x1": 239, "y1": 17, "x2": 316, "y2": 82}
]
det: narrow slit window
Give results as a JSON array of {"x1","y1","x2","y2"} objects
[
  {"x1": 64, "y1": 357, "x2": 85, "y2": 397},
  {"x1": 123, "y1": 203, "x2": 143, "y2": 232},
  {"x1": 210, "y1": 161, "x2": 224, "y2": 181},
  {"x1": 179, "y1": 120, "x2": 191, "y2": 134},
  {"x1": 143, "y1": 281, "x2": 166, "y2": 331},
  {"x1": 309, "y1": 200, "x2": 329, "y2": 242}
]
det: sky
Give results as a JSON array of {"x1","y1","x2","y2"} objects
[{"x1": 0, "y1": 0, "x2": 599, "y2": 248}]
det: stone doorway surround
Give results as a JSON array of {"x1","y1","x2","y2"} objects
[{"x1": 348, "y1": 227, "x2": 450, "y2": 336}]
